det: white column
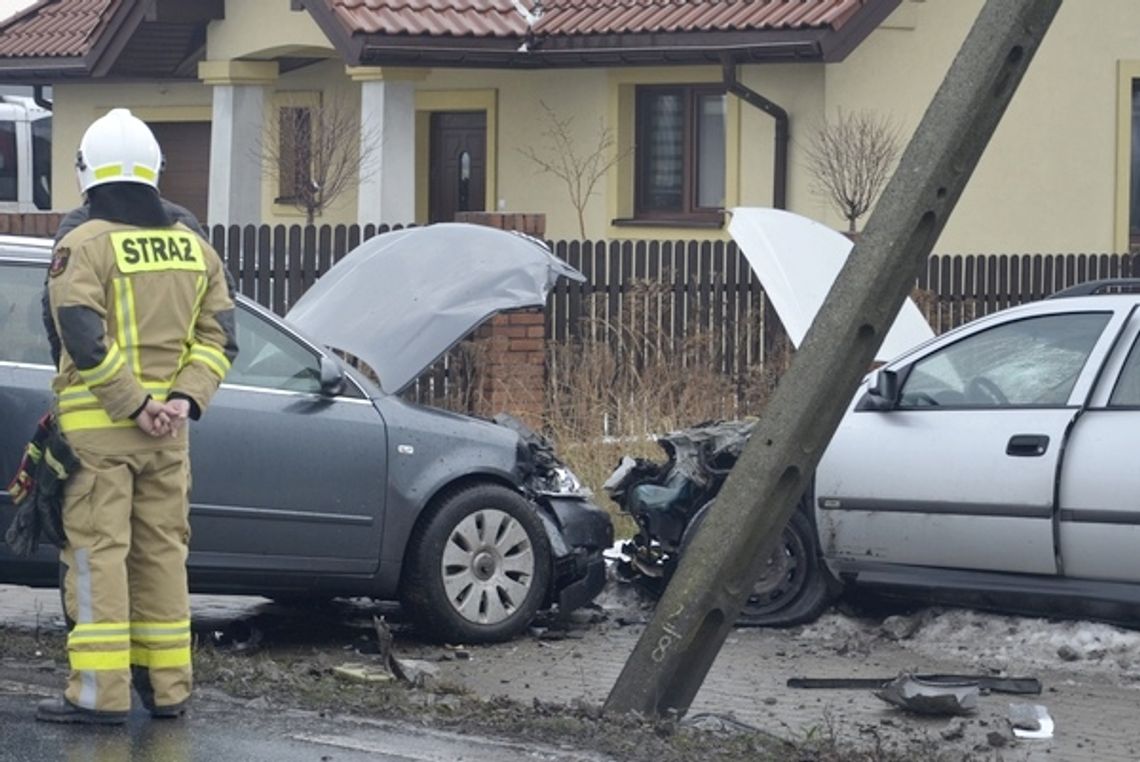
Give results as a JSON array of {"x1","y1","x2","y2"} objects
[
  {"x1": 350, "y1": 67, "x2": 420, "y2": 226},
  {"x1": 199, "y1": 60, "x2": 278, "y2": 228}
]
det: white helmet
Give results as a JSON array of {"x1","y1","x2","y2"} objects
[{"x1": 75, "y1": 108, "x2": 163, "y2": 192}]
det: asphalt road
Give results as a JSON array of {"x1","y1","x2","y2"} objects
[{"x1": 0, "y1": 676, "x2": 610, "y2": 762}]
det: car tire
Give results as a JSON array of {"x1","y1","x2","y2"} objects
[
  {"x1": 736, "y1": 509, "x2": 836, "y2": 627},
  {"x1": 401, "y1": 483, "x2": 552, "y2": 644},
  {"x1": 680, "y1": 502, "x2": 835, "y2": 627}
]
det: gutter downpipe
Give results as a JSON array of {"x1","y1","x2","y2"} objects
[
  {"x1": 33, "y1": 85, "x2": 52, "y2": 111},
  {"x1": 722, "y1": 56, "x2": 787, "y2": 209}
]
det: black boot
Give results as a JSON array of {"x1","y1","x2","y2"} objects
[{"x1": 36, "y1": 697, "x2": 128, "y2": 725}]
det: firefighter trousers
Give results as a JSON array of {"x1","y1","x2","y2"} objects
[{"x1": 59, "y1": 434, "x2": 192, "y2": 714}]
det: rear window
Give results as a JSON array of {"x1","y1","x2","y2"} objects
[{"x1": 0, "y1": 263, "x2": 52, "y2": 365}]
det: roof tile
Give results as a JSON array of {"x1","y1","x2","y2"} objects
[
  {"x1": 532, "y1": 0, "x2": 867, "y2": 36},
  {"x1": 0, "y1": 0, "x2": 120, "y2": 58},
  {"x1": 330, "y1": 0, "x2": 530, "y2": 38}
]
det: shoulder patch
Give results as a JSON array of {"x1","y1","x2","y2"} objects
[{"x1": 49, "y1": 247, "x2": 70, "y2": 278}]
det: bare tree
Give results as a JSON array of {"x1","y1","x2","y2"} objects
[
  {"x1": 258, "y1": 94, "x2": 380, "y2": 224},
  {"x1": 519, "y1": 101, "x2": 630, "y2": 239},
  {"x1": 804, "y1": 109, "x2": 901, "y2": 234}
]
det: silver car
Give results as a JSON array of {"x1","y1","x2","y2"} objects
[
  {"x1": 613, "y1": 279, "x2": 1140, "y2": 626},
  {"x1": 0, "y1": 225, "x2": 613, "y2": 643}
]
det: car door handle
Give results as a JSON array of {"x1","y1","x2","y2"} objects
[{"x1": 1006, "y1": 434, "x2": 1050, "y2": 457}]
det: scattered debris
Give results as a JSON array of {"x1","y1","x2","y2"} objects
[
  {"x1": 210, "y1": 619, "x2": 263, "y2": 652},
  {"x1": 940, "y1": 719, "x2": 967, "y2": 741},
  {"x1": 787, "y1": 674, "x2": 1041, "y2": 695},
  {"x1": 390, "y1": 657, "x2": 439, "y2": 689},
  {"x1": 1009, "y1": 703, "x2": 1054, "y2": 739},
  {"x1": 873, "y1": 674, "x2": 979, "y2": 716},
  {"x1": 372, "y1": 615, "x2": 394, "y2": 663},
  {"x1": 333, "y1": 662, "x2": 393, "y2": 683}
]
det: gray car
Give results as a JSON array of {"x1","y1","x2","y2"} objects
[{"x1": 0, "y1": 225, "x2": 612, "y2": 643}]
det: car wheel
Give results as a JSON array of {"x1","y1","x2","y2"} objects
[
  {"x1": 680, "y1": 502, "x2": 835, "y2": 627},
  {"x1": 401, "y1": 483, "x2": 552, "y2": 644},
  {"x1": 737, "y1": 509, "x2": 835, "y2": 626}
]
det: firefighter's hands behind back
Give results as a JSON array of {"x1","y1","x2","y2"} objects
[
  {"x1": 163, "y1": 399, "x2": 191, "y2": 437},
  {"x1": 135, "y1": 398, "x2": 172, "y2": 437}
]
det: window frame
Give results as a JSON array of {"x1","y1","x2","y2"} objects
[{"x1": 634, "y1": 84, "x2": 726, "y2": 224}]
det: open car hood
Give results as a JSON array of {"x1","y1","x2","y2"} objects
[
  {"x1": 286, "y1": 223, "x2": 584, "y2": 393},
  {"x1": 727, "y1": 208, "x2": 934, "y2": 362}
]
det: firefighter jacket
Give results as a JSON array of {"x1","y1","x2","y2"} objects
[{"x1": 47, "y1": 218, "x2": 237, "y2": 441}]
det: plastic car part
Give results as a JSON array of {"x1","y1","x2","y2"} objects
[
  {"x1": 400, "y1": 483, "x2": 552, "y2": 643},
  {"x1": 874, "y1": 674, "x2": 980, "y2": 716}
]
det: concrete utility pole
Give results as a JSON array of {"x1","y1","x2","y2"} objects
[{"x1": 605, "y1": 0, "x2": 1062, "y2": 718}]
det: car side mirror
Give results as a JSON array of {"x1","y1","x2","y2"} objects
[
  {"x1": 864, "y1": 368, "x2": 900, "y2": 410},
  {"x1": 319, "y1": 356, "x2": 346, "y2": 397}
]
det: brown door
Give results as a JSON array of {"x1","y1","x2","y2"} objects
[
  {"x1": 429, "y1": 112, "x2": 486, "y2": 223},
  {"x1": 149, "y1": 121, "x2": 211, "y2": 225}
]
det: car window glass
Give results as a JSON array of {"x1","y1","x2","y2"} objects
[
  {"x1": 1109, "y1": 333, "x2": 1140, "y2": 406},
  {"x1": 899, "y1": 312, "x2": 1110, "y2": 408},
  {"x1": 227, "y1": 306, "x2": 323, "y2": 393},
  {"x1": 0, "y1": 263, "x2": 52, "y2": 365}
]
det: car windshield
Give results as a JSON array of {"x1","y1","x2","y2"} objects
[{"x1": 899, "y1": 312, "x2": 1110, "y2": 407}]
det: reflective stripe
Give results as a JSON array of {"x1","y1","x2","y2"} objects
[
  {"x1": 190, "y1": 344, "x2": 230, "y2": 378},
  {"x1": 130, "y1": 646, "x2": 191, "y2": 669},
  {"x1": 69, "y1": 630, "x2": 130, "y2": 646},
  {"x1": 71, "y1": 649, "x2": 131, "y2": 671},
  {"x1": 77, "y1": 344, "x2": 125, "y2": 387},
  {"x1": 133, "y1": 165, "x2": 157, "y2": 182},
  {"x1": 131, "y1": 620, "x2": 190, "y2": 644},
  {"x1": 131, "y1": 620, "x2": 190, "y2": 633},
  {"x1": 58, "y1": 409, "x2": 135, "y2": 432},
  {"x1": 180, "y1": 275, "x2": 208, "y2": 371},
  {"x1": 114, "y1": 277, "x2": 142, "y2": 378},
  {"x1": 92, "y1": 164, "x2": 122, "y2": 181},
  {"x1": 43, "y1": 448, "x2": 69, "y2": 479}
]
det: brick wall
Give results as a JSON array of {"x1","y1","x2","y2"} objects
[{"x1": 0, "y1": 213, "x2": 63, "y2": 238}]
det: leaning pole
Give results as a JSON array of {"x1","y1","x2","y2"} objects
[{"x1": 605, "y1": 0, "x2": 1063, "y2": 718}]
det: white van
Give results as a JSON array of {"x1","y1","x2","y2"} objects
[{"x1": 0, "y1": 95, "x2": 50, "y2": 212}]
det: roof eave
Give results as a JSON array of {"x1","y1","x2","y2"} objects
[
  {"x1": 817, "y1": 0, "x2": 902, "y2": 62},
  {"x1": 300, "y1": 0, "x2": 365, "y2": 66},
  {"x1": 359, "y1": 29, "x2": 829, "y2": 69}
]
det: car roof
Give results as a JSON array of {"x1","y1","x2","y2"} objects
[{"x1": 0, "y1": 235, "x2": 52, "y2": 260}]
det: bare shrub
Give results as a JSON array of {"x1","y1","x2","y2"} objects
[{"x1": 805, "y1": 109, "x2": 901, "y2": 234}]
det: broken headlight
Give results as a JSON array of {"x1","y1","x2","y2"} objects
[{"x1": 542, "y1": 466, "x2": 592, "y2": 498}]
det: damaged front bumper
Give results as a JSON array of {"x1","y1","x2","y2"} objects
[{"x1": 537, "y1": 496, "x2": 613, "y2": 614}]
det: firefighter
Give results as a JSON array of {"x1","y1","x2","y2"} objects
[{"x1": 36, "y1": 108, "x2": 238, "y2": 724}]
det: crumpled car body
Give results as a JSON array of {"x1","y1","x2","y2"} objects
[
  {"x1": 0, "y1": 226, "x2": 612, "y2": 643},
  {"x1": 609, "y1": 209, "x2": 1140, "y2": 629}
]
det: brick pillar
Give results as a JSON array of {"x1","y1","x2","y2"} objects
[
  {"x1": 458, "y1": 211, "x2": 548, "y2": 429},
  {"x1": 454, "y1": 211, "x2": 546, "y2": 239},
  {"x1": 473, "y1": 309, "x2": 547, "y2": 429}
]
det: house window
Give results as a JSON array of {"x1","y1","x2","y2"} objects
[
  {"x1": 277, "y1": 105, "x2": 312, "y2": 203},
  {"x1": 636, "y1": 86, "x2": 725, "y2": 222}
]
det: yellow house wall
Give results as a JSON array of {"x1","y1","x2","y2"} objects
[
  {"x1": 826, "y1": 0, "x2": 1138, "y2": 254},
  {"x1": 208, "y1": 0, "x2": 332, "y2": 61}
]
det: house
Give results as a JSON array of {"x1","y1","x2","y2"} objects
[{"x1": 0, "y1": 0, "x2": 1134, "y2": 254}]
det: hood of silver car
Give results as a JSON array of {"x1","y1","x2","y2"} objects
[
  {"x1": 727, "y1": 207, "x2": 934, "y2": 363},
  {"x1": 286, "y1": 223, "x2": 584, "y2": 393}
]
